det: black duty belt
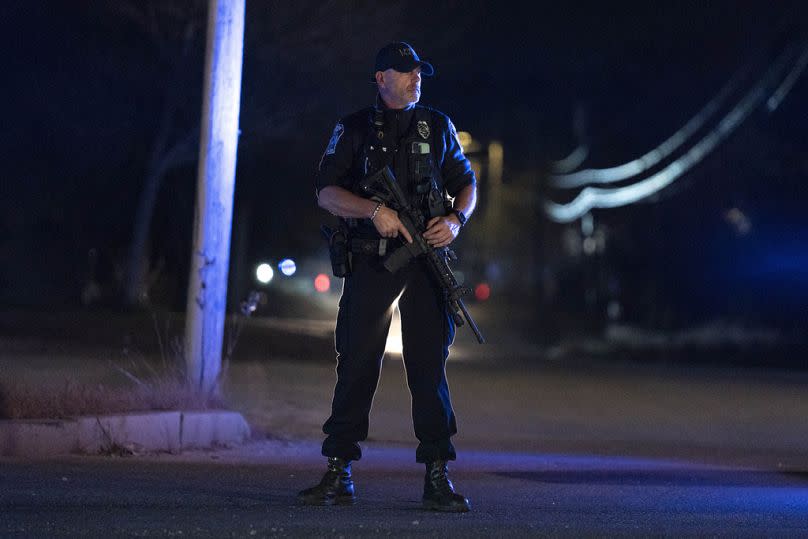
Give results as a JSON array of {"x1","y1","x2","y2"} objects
[{"x1": 350, "y1": 238, "x2": 389, "y2": 256}]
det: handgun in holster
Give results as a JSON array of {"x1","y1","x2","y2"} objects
[{"x1": 321, "y1": 223, "x2": 351, "y2": 277}]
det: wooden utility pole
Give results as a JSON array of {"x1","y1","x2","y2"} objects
[{"x1": 184, "y1": 0, "x2": 245, "y2": 393}]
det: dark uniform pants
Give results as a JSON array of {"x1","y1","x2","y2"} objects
[{"x1": 322, "y1": 252, "x2": 458, "y2": 463}]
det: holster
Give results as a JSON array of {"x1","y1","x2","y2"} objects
[{"x1": 321, "y1": 224, "x2": 351, "y2": 277}]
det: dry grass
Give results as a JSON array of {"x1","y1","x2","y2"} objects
[
  {"x1": 0, "y1": 302, "x2": 263, "y2": 420},
  {"x1": 0, "y1": 376, "x2": 226, "y2": 420}
]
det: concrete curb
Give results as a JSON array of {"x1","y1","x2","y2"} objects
[{"x1": 0, "y1": 410, "x2": 250, "y2": 457}]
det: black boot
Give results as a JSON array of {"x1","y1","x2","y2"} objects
[
  {"x1": 298, "y1": 457, "x2": 357, "y2": 505},
  {"x1": 422, "y1": 460, "x2": 471, "y2": 512}
]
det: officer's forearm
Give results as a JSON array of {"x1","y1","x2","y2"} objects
[
  {"x1": 452, "y1": 184, "x2": 477, "y2": 219},
  {"x1": 317, "y1": 185, "x2": 378, "y2": 219}
]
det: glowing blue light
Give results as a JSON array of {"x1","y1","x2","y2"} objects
[
  {"x1": 256, "y1": 263, "x2": 274, "y2": 284},
  {"x1": 278, "y1": 258, "x2": 297, "y2": 276}
]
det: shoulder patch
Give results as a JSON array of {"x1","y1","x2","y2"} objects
[{"x1": 325, "y1": 123, "x2": 345, "y2": 155}]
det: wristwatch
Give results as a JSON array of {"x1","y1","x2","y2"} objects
[{"x1": 452, "y1": 209, "x2": 467, "y2": 227}]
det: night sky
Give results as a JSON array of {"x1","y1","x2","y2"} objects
[{"x1": 4, "y1": 1, "x2": 806, "y2": 328}]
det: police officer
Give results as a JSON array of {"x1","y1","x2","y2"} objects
[{"x1": 299, "y1": 42, "x2": 477, "y2": 512}]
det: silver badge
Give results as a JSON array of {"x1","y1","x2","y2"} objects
[{"x1": 417, "y1": 120, "x2": 430, "y2": 140}]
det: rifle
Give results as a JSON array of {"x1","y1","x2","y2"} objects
[{"x1": 358, "y1": 166, "x2": 485, "y2": 344}]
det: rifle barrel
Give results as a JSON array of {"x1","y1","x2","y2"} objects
[{"x1": 458, "y1": 299, "x2": 485, "y2": 344}]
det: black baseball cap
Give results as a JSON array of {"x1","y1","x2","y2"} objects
[{"x1": 374, "y1": 42, "x2": 434, "y2": 76}]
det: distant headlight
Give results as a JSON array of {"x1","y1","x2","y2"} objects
[
  {"x1": 256, "y1": 263, "x2": 274, "y2": 284},
  {"x1": 279, "y1": 258, "x2": 297, "y2": 276}
]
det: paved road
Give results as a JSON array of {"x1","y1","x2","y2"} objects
[
  {"x1": 3, "y1": 313, "x2": 808, "y2": 536},
  {"x1": 3, "y1": 441, "x2": 808, "y2": 537}
]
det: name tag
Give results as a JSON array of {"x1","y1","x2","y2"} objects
[{"x1": 411, "y1": 142, "x2": 430, "y2": 155}]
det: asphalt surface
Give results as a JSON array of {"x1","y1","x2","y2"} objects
[
  {"x1": 3, "y1": 441, "x2": 808, "y2": 537},
  {"x1": 3, "y1": 311, "x2": 808, "y2": 536}
]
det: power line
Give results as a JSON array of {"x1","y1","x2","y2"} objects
[
  {"x1": 549, "y1": 144, "x2": 589, "y2": 174},
  {"x1": 549, "y1": 60, "x2": 753, "y2": 189},
  {"x1": 767, "y1": 45, "x2": 808, "y2": 111},
  {"x1": 544, "y1": 45, "x2": 803, "y2": 223}
]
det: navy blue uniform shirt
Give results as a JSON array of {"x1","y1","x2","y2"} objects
[{"x1": 316, "y1": 104, "x2": 476, "y2": 200}]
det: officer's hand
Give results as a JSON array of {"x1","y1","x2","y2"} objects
[
  {"x1": 372, "y1": 206, "x2": 413, "y2": 243},
  {"x1": 423, "y1": 215, "x2": 460, "y2": 248}
]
